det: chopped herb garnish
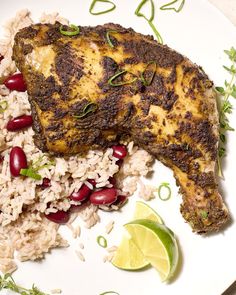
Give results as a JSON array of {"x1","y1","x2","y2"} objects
[
  {"x1": 0, "y1": 273, "x2": 49, "y2": 295},
  {"x1": 0, "y1": 100, "x2": 8, "y2": 113},
  {"x1": 20, "y1": 155, "x2": 55, "y2": 181},
  {"x1": 97, "y1": 235, "x2": 108, "y2": 248},
  {"x1": 59, "y1": 24, "x2": 80, "y2": 36},
  {"x1": 141, "y1": 61, "x2": 157, "y2": 86},
  {"x1": 89, "y1": 0, "x2": 116, "y2": 15},
  {"x1": 108, "y1": 70, "x2": 137, "y2": 86},
  {"x1": 73, "y1": 102, "x2": 98, "y2": 119},
  {"x1": 160, "y1": 0, "x2": 185, "y2": 13},
  {"x1": 99, "y1": 292, "x2": 119, "y2": 295},
  {"x1": 200, "y1": 210, "x2": 208, "y2": 219},
  {"x1": 135, "y1": 0, "x2": 163, "y2": 44},
  {"x1": 216, "y1": 47, "x2": 236, "y2": 177},
  {"x1": 157, "y1": 182, "x2": 172, "y2": 201},
  {"x1": 106, "y1": 30, "x2": 117, "y2": 48}
]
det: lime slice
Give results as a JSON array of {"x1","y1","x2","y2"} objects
[
  {"x1": 112, "y1": 233, "x2": 149, "y2": 270},
  {"x1": 124, "y1": 219, "x2": 179, "y2": 281},
  {"x1": 133, "y1": 201, "x2": 163, "y2": 224}
]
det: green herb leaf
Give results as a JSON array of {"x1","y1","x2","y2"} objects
[
  {"x1": 20, "y1": 168, "x2": 42, "y2": 180},
  {"x1": 108, "y1": 70, "x2": 137, "y2": 87},
  {"x1": 59, "y1": 24, "x2": 80, "y2": 36},
  {"x1": 89, "y1": 0, "x2": 116, "y2": 15},
  {"x1": 97, "y1": 235, "x2": 108, "y2": 248},
  {"x1": 157, "y1": 182, "x2": 172, "y2": 201},
  {"x1": 0, "y1": 100, "x2": 8, "y2": 113},
  {"x1": 73, "y1": 102, "x2": 98, "y2": 119},
  {"x1": 217, "y1": 46, "x2": 236, "y2": 177},
  {"x1": 106, "y1": 30, "x2": 117, "y2": 48},
  {"x1": 0, "y1": 274, "x2": 49, "y2": 295},
  {"x1": 160, "y1": 0, "x2": 185, "y2": 13},
  {"x1": 215, "y1": 86, "x2": 225, "y2": 94},
  {"x1": 135, "y1": 0, "x2": 163, "y2": 44},
  {"x1": 141, "y1": 61, "x2": 157, "y2": 86},
  {"x1": 200, "y1": 210, "x2": 208, "y2": 219}
]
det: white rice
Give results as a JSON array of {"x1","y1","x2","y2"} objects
[
  {"x1": 0, "y1": 11, "x2": 154, "y2": 274},
  {"x1": 105, "y1": 220, "x2": 115, "y2": 234},
  {"x1": 75, "y1": 250, "x2": 85, "y2": 262}
]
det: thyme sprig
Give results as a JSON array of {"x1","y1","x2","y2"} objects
[
  {"x1": 216, "y1": 47, "x2": 236, "y2": 177},
  {"x1": 0, "y1": 273, "x2": 49, "y2": 295}
]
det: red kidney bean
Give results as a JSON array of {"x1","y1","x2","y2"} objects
[
  {"x1": 113, "y1": 195, "x2": 128, "y2": 207},
  {"x1": 45, "y1": 210, "x2": 70, "y2": 224},
  {"x1": 9, "y1": 146, "x2": 27, "y2": 177},
  {"x1": 116, "y1": 159, "x2": 123, "y2": 168},
  {"x1": 90, "y1": 188, "x2": 117, "y2": 205},
  {"x1": 4, "y1": 73, "x2": 27, "y2": 92},
  {"x1": 70, "y1": 183, "x2": 92, "y2": 202},
  {"x1": 6, "y1": 115, "x2": 33, "y2": 131},
  {"x1": 41, "y1": 177, "x2": 51, "y2": 189},
  {"x1": 112, "y1": 145, "x2": 127, "y2": 159},
  {"x1": 87, "y1": 179, "x2": 96, "y2": 187},
  {"x1": 108, "y1": 177, "x2": 116, "y2": 187}
]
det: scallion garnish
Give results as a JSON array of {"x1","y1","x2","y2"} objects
[
  {"x1": 108, "y1": 70, "x2": 137, "y2": 87},
  {"x1": 160, "y1": 0, "x2": 185, "y2": 13},
  {"x1": 89, "y1": 0, "x2": 116, "y2": 15},
  {"x1": 0, "y1": 273, "x2": 49, "y2": 295},
  {"x1": 20, "y1": 155, "x2": 55, "y2": 181},
  {"x1": 135, "y1": 0, "x2": 163, "y2": 44},
  {"x1": 97, "y1": 235, "x2": 108, "y2": 248},
  {"x1": 99, "y1": 292, "x2": 119, "y2": 295},
  {"x1": 141, "y1": 61, "x2": 157, "y2": 86},
  {"x1": 0, "y1": 100, "x2": 8, "y2": 113},
  {"x1": 59, "y1": 24, "x2": 80, "y2": 36},
  {"x1": 73, "y1": 102, "x2": 98, "y2": 119},
  {"x1": 106, "y1": 30, "x2": 117, "y2": 48},
  {"x1": 157, "y1": 182, "x2": 171, "y2": 201}
]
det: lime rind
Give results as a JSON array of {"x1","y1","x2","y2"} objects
[{"x1": 125, "y1": 219, "x2": 179, "y2": 281}]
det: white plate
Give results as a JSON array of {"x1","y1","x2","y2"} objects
[{"x1": 1, "y1": 0, "x2": 236, "y2": 295}]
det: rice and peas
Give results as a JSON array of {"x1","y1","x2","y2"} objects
[{"x1": 0, "y1": 10, "x2": 155, "y2": 274}]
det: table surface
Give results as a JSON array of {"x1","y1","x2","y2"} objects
[{"x1": 209, "y1": 2, "x2": 236, "y2": 294}]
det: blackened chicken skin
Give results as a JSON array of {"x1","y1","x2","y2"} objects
[{"x1": 12, "y1": 22, "x2": 229, "y2": 233}]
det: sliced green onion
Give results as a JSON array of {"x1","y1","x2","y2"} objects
[
  {"x1": 135, "y1": 0, "x2": 155, "y2": 22},
  {"x1": 99, "y1": 292, "x2": 119, "y2": 295},
  {"x1": 0, "y1": 101, "x2": 8, "y2": 113},
  {"x1": 106, "y1": 30, "x2": 117, "y2": 48},
  {"x1": 141, "y1": 61, "x2": 157, "y2": 86},
  {"x1": 74, "y1": 102, "x2": 98, "y2": 119},
  {"x1": 157, "y1": 182, "x2": 171, "y2": 201},
  {"x1": 59, "y1": 24, "x2": 80, "y2": 36},
  {"x1": 108, "y1": 70, "x2": 137, "y2": 87},
  {"x1": 147, "y1": 21, "x2": 163, "y2": 44},
  {"x1": 89, "y1": 0, "x2": 116, "y2": 15},
  {"x1": 97, "y1": 235, "x2": 107, "y2": 248},
  {"x1": 135, "y1": 0, "x2": 163, "y2": 44},
  {"x1": 20, "y1": 168, "x2": 42, "y2": 180},
  {"x1": 160, "y1": 0, "x2": 185, "y2": 13}
]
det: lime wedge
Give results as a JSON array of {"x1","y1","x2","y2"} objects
[
  {"x1": 124, "y1": 219, "x2": 179, "y2": 281},
  {"x1": 112, "y1": 233, "x2": 149, "y2": 270},
  {"x1": 133, "y1": 201, "x2": 163, "y2": 224}
]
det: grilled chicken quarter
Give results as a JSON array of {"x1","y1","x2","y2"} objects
[{"x1": 12, "y1": 22, "x2": 229, "y2": 233}]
